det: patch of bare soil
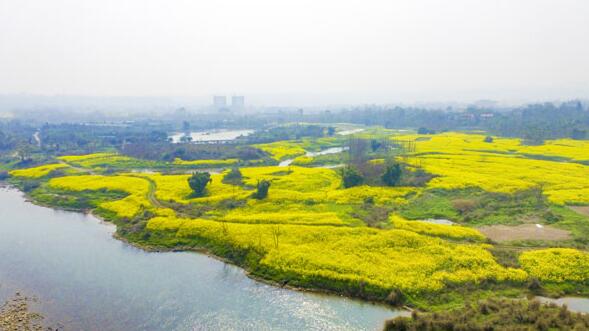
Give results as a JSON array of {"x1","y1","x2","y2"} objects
[
  {"x1": 0, "y1": 293, "x2": 56, "y2": 331},
  {"x1": 478, "y1": 224, "x2": 571, "y2": 242},
  {"x1": 570, "y1": 206, "x2": 589, "y2": 217}
]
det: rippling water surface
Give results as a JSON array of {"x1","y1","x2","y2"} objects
[{"x1": 0, "y1": 187, "x2": 403, "y2": 330}]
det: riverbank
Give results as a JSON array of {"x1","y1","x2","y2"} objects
[
  {"x1": 0, "y1": 186, "x2": 400, "y2": 330},
  {"x1": 0, "y1": 293, "x2": 48, "y2": 331},
  {"x1": 6, "y1": 133, "x2": 589, "y2": 313},
  {"x1": 10, "y1": 177, "x2": 588, "y2": 312}
]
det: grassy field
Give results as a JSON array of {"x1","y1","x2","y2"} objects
[{"x1": 8, "y1": 131, "x2": 589, "y2": 310}]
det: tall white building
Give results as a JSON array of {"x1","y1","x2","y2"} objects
[{"x1": 213, "y1": 96, "x2": 227, "y2": 110}]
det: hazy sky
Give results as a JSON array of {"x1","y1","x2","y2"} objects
[{"x1": 1, "y1": 0, "x2": 588, "y2": 105}]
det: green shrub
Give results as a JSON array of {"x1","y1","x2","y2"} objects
[
  {"x1": 223, "y1": 167, "x2": 243, "y2": 185},
  {"x1": 340, "y1": 166, "x2": 363, "y2": 188},
  {"x1": 382, "y1": 163, "x2": 402, "y2": 186},
  {"x1": 252, "y1": 179, "x2": 271, "y2": 199},
  {"x1": 188, "y1": 172, "x2": 211, "y2": 197}
]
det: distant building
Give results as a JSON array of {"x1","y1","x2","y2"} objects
[
  {"x1": 213, "y1": 96, "x2": 227, "y2": 110},
  {"x1": 231, "y1": 96, "x2": 245, "y2": 110}
]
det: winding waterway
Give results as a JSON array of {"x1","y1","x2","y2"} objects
[
  {"x1": 169, "y1": 129, "x2": 254, "y2": 144},
  {"x1": 0, "y1": 187, "x2": 404, "y2": 330},
  {"x1": 278, "y1": 147, "x2": 347, "y2": 167}
]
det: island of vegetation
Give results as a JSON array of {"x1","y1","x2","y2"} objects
[{"x1": 2, "y1": 112, "x2": 589, "y2": 324}]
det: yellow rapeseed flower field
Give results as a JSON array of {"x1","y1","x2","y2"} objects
[
  {"x1": 253, "y1": 141, "x2": 307, "y2": 161},
  {"x1": 19, "y1": 131, "x2": 589, "y2": 298},
  {"x1": 49, "y1": 175, "x2": 151, "y2": 218},
  {"x1": 147, "y1": 216, "x2": 527, "y2": 293},
  {"x1": 519, "y1": 248, "x2": 589, "y2": 282},
  {"x1": 9, "y1": 163, "x2": 69, "y2": 178},
  {"x1": 397, "y1": 133, "x2": 589, "y2": 205},
  {"x1": 172, "y1": 158, "x2": 239, "y2": 166},
  {"x1": 390, "y1": 215, "x2": 485, "y2": 241}
]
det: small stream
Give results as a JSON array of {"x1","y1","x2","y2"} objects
[
  {"x1": 537, "y1": 297, "x2": 589, "y2": 313},
  {"x1": 279, "y1": 147, "x2": 347, "y2": 167}
]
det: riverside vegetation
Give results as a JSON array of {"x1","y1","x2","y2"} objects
[{"x1": 6, "y1": 130, "x2": 589, "y2": 314}]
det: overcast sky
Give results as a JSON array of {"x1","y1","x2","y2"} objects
[{"x1": 1, "y1": 0, "x2": 588, "y2": 105}]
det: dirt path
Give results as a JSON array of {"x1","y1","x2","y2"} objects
[
  {"x1": 141, "y1": 176, "x2": 163, "y2": 209},
  {"x1": 478, "y1": 224, "x2": 571, "y2": 242},
  {"x1": 570, "y1": 206, "x2": 589, "y2": 217},
  {"x1": 128, "y1": 175, "x2": 196, "y2": 219},
  {"x1": 57, "y1": 160, "x2": 97, "y2": 175}
]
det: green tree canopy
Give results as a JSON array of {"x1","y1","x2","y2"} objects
[
  {"x1": 252, "y1": 179, "x2": 271, "y2": 199},
  {"x1": 223, "y1": 167, "x2": 243, "y2": 185},
  {"x1": 188, "y1": 172, "x2": 211, "y2": 197},
  {"x1": 382, "y1": 163, "x2": 402, "y2": 186},
  {"x1": 340, "y1": 166, "x2": 363, "y2": 188}
]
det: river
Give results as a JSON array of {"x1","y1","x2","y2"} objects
[
  {"x1": 279, "y1": 147, "x2": 347, "y2": 167},
  {"x1": 0, "y1": 187, "x2": 404, "y2": 330},
  {"x1": 169, "y1": 129, "x2": 254, "y2": 144}
]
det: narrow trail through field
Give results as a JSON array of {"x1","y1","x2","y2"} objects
[
  {"x1": 570, "y1": 206, "x2": 589, "y2": 217},
  {"x1": 57, "y1": 160, "x2": 97, "y2": 175},
  {"x1": 143, "y1": 177, "x2": 163, "y2": 208},
  {"x1": 134, "y1": 175, "x2": 196, "y2": 219},
  {"x1": 478, "y1": 224, "x2": 571, "y2": 242}
]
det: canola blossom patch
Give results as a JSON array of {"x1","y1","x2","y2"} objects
[
  {"x1": 16, "y1": 131, "x2": 589, "y2": 302},
  {"x1": 519, "y1": 248, "x2": 589, "y2": 283},
  {"x1": 172, "y1": 158, "x2": 239, "y2": 166},
  {"x1": 253, "y1": 141, "x2": 307, "y2": 161},
  {"x1": 9, "y1": 163, "x2": 69, "y2": 178},
  {"x1": 398, "y1": 133, "x2": 589, "y2": 205},
  {"x1": 148, "y1": 216, "x2": 527, "y2": 293},
  {"x1": 49, "y1": 175, "x2": 151, "y2": 218},
  {"x1": 390, "y1": 215, "x2": 485, "y2": 241}
]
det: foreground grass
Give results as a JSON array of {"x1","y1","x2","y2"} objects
[{"x1": 384, "y1": 298, "x2": 589, "y2": 331}]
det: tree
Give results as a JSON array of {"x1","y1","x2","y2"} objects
[
  {"x1": 222, "y1": 167, "x2": 243, "y2": 185},
  {"x1": 15, "y1": 143, "x2": 33, "y2": 163},
  {"x1": 571, "y1": 128, "x2": 587, "y2": 140},
  {"x1": 188, "y1": 172, "x2": 211, "y2": 197},
  {"x1": 417, "y1": 127, "x2": 434, "y2": 134},
  {"x1": 180, "y1": 135, "x2": 192, "y2": 143},
  {"x1": 382, "y1": 163, "x2": 402, "y2": 186},
  {"x1": 340, "y1": 166, "x2": 363, "y2": 188},
  {"x1": 370, "y1": 139, "x2": 382, "y2": 152},
  {"x1": 252, "y1": 179, "x2": 271, "y2": 199}
]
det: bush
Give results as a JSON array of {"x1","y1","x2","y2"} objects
[
  {"x1": 252, "y1": 179, "x2": 271, "y2": 199},
  {"x1": 21, "y1": 180, "x2": 41, "y2": 192},
  {"x1": 382, "y1": 163, "x2": 402, "y2": 186},
  {"x1": 188, "y1": 172, "x2": 211, "y2": 197},
  {"x1": 222, "y1": 167, "x2": 243, "y2": 185},
  {"x1": 340, "y1": 166, "x2": 363, "y2": 188},
  {"x1": 384, "y1": 298, "x2": 589, "y2": 331},
  {"x1": 417, "y1": 127, "x2": 435, "y2": 135},
  {"x1": 452, "y1": 199, "x2": 478, "y2": 214}
]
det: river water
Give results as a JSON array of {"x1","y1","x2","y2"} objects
[
  {"x1": 278, "y1": 147, "x2": 347, "y2": 167},
  {"x1": 169, "y1": 129, "x2": 254, "y2": 144},
  {"x1": 0, "y1": 187, "x2": 403, "y2": 330}
]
